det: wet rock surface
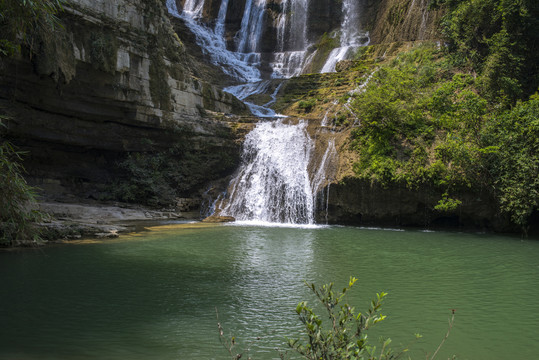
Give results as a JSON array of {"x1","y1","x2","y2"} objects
[{"x1": 37, "y1": 201, "x2": 199, "y2": 241}]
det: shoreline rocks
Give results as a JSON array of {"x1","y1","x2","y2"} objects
[{"x1": 36, "y1": 201, "x2": 200, "y2": 242}]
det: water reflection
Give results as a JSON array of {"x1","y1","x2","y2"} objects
[
  {"x1": 1, "y1": 225, "x2": 538, "y2": 359},
  {"x1": 226, "y1": 227, "x2": 316, "y2": 353}
]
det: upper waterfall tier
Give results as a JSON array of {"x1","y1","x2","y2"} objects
[
  {"x1": 167, "y1": 0, "x2": 443, "y2": 79},
  {"x1": 166, "y1": 0, "x2": 365, "y2": 79},
  {"x1": 320, "y1": 0, "x2": 370, "y2": 72}
]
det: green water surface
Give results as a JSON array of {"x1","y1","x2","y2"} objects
[{"x1": 1, "y1": 223, "x2": 538, "y2": 359}]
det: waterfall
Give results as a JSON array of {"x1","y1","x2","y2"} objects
[
  {"x1": 311, "y1": 139, "x2": 337, "y2": 196},
  {"x1": 167, "y1": 0, "x2": 371, "y2": 77},
  {"x1": 164, "y1": 1, "x2": 338, "y2": 225},
  {"x1": 311, "y1": 139, "x2": 337, "y2": 223},
  {"x1": 236, "y1": 0, "x2": 268, "y2": 53},
  {"x1": 219, "y1": 120, "x2": 338, "y2": 225},
  {"x1": 166, "y1": 0, "x2": 261, "y2": 82},
  {"x1": 321, "y1": 0, "x2": 370, "y2": 73},
  {"x1": 183, "y1": 0, "x2": 205, "y2": 19},
  {"x1": 278, "y1": 0, "x2": 309, "y2": 51},
  {"x1": 220, "y1": 120, "x2": 315, "y2": 224},
  {"x1": 166, "y1": 0, "x2": 181, "y2": 17},
  {"x1": 167, "y1": 0, "x2": 315, "y2": 78},
  {"x1": 215, "y1": 0, "x2": 229, "y2": 37},
  {"x1": 224, "y1": 81, "x2": 282, "y2": 117},
  {"x1": 270, "y1": 0, "x2": 310, "y2": 78}
]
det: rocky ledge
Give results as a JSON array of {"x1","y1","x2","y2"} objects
[{"x1": 35, "y1": 201, "x2": 200, "y2": 243}]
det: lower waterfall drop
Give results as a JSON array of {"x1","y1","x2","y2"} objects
[{"x1": 220, "y1": 120, "x2": 316, "y2": 225}]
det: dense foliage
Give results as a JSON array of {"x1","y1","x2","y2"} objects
[
  {"x1": 0, "y1": 0, "x2": 64, "y2": 57},
  {"x1": 0, "y1": 0, "x2": 63, "y2": 245},
  {"x1": 348, "y1": 41, "x2": 538, "y2": 231},
  {"x1": 338, "y1": 0, "x2": 539, "y2": 232},
  {"x1": 430, "y1": 0, "x2": 539, "y2": 103},
  {"x1": 482, "y1": 96, "x2": 539, "y2": 228},
  {"x1": 0, "y1": 135, "x2": 43, "y2": 246}
]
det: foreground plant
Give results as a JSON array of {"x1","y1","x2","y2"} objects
[
  {"x1": 284, "y1": 277, "x2": 408, "y2": 360},
  {"x1": 1, "y1": 122, "x2": 43, "y2": 246},
  {"x1": 218, "y1": 277, "x2": 456, "y2": 360}
]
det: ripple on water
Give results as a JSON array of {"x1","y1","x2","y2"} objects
[{"x1": 0, "y1": 225, "x2": 538, "y2": 359}]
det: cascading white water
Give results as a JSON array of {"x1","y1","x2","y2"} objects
[
  {"x1": 321, "y1": 0, "x2": 370, "y2": 73},
  {"x1": 270, "y1": 50, "x2": 310, "y2": 79},
  {"x1": 270, "y1": 0, "x2": 310, "y2": 78},
  {"x1": 166, "y1": 0, "x2": 181, "y2": 17},
  {"x1": 263, "y1": 82, "x2": 283, "y2": 108},
  {"x1": 168, "y1": 0, "x2": 370, "y2": 77},
  {"x1": 224, "y1": 81, "x2": 279, "y2": 117},
  {"x1": 311, "y1": 139, "x2": 337, "y2": 222},
  {"x1": 220, "y1": 120, "x2": 315, "y2": 224},
  {"x1": 183, "y1": 0, "x2": 205, "y2": 19},
  {"x1": 214, "y1": 0, "x2": 229, "y2": 37},
  {"x1": 279, "y1": 0, "x2": 309, "y2": 51},
  {"x1": 164, "y1": 0, "x2": 338, "y2": 225},
  {"x1": 236, "y1": 0, "x2": 268, "y2": 53},
  {"x1": 166, "y1": 0, "x2": 261, "y2": 82},
  {"x1": 311, "y1": 139, "x2": 337, "y2": 196}
]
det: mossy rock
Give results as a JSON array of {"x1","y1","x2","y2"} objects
[{"x1": 202, "y1": 215, "x2": 235, "y2": 223}]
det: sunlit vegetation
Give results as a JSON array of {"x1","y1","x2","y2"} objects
[
  {"x1": 348, "y1": 37, "x2": 537, "y2": 231},
  {"x1": 341, "y1": 0, "x2": 539, "y2": 231}
]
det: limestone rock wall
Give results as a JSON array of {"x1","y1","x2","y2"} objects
[
  {"x1": 321, "y1": 177, "x2": 511, "y2": 231},
  {"x1": 365, "y1": 0, "x2": 444, "y2": 44},
  {"x1": 0, "y1": 0, "x2": 248, "y2": 205}
]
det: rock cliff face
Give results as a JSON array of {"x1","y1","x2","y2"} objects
[
  {"x1": 322, "y1": 177, "x2": 509, "y2": 231},
  {"x1": 1, "y1": 0, "x2": 456, "y2": 226},
  {"x1": 0, "y1": 0, "x2": 249, "y2": 207},
  {"x1": 367, "y1": 0, "x2": 444, "y2": 44}
]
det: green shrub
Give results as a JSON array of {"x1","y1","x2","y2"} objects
[
  {"x1": 481, "y1": 94, "x2": 539, "y2": 231},
  {"x1": 218, "y1": 278, "x2": 453, "y2": 360},
  {"x1": 298, "y1": 98, "x2": 317, "y2": 113},
  {"x1": 434, "y1": 193, "x2": 463, "y2": 212},
  {"x1": 286, "y1": 277, "x2": 400, "y2": 359},
  {"x1": 0, "y1": 139, "x2": 43, "y2": 246}
]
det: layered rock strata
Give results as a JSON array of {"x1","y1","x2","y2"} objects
[{"x1": 0, "y1": 0, "x2": 249, "y2": 207}]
